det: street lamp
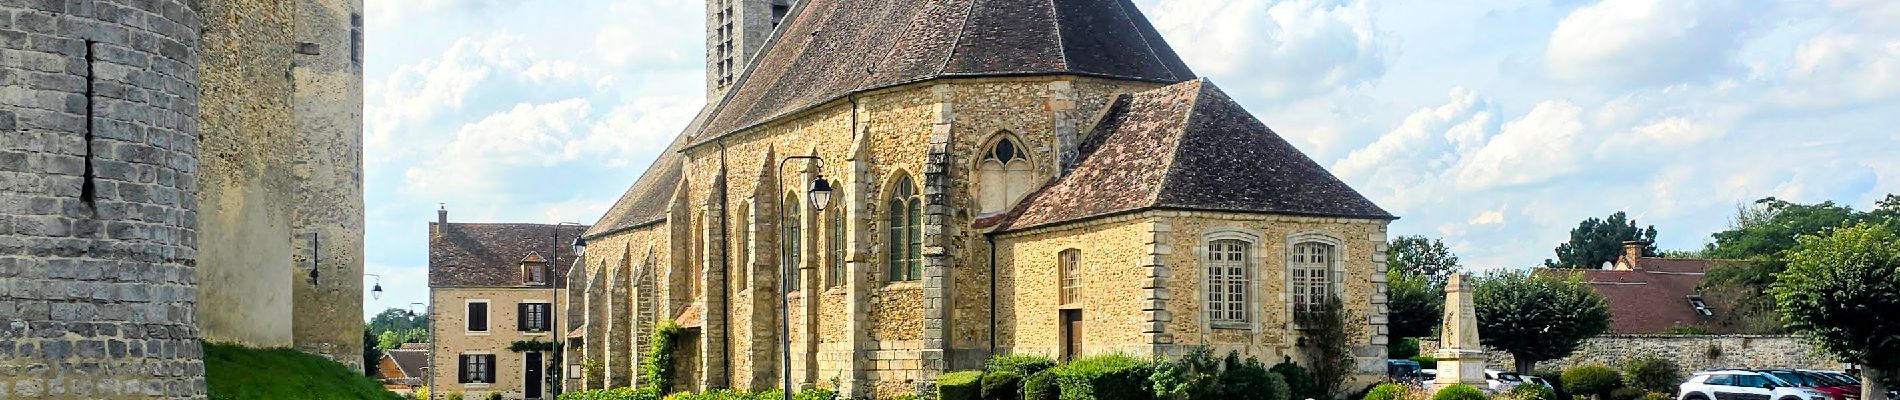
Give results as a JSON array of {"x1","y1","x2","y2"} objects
[
  {"x1": 774, "y1": 155, "x2": 830, "y2": 400},
  {"x1": 364, "y1": 273, "x2": 385, "y2": 301},
  {"x1": 552, "y1": 222, "x2": 585, "y2": 398}
]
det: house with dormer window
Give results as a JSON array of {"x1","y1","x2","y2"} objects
[{"x1": 428, "y1": 207, "x2": 587, "y2": 399}]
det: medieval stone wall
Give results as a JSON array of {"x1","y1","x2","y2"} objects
[
  {"x1": 1419, "y1": 335, "x2": 1846, "y2": 377},
  {"x1": 286, "y1": 0, "x2": 366, "y2": 369},
  {"x1": 0, "y1": 1, "x2": 209, "y2": 397}
]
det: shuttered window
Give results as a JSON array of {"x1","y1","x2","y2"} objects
[
  {"x1": 517, "y1": 303, "x2": 550, "y2": 332},
  {"x1": 466, "y1": 301, "x2": 488, "y2": 332},
  {"x1": 458, "y1": 354, "x2": 495, "y2": 383}
]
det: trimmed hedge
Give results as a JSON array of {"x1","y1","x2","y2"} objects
[
  {"x1": 984, "y1": 371, "x2": 1026, "y2": 400},
  {"x1": 941, "y1": 371, "x2": 986, "y2": 400},
  {"x1": 1363, "y1": 383, "x2": 1409, "y2": 400},
  {"x1": 1621, "y1": 356, "x2": 1680, "y2": 395},
  {"x1": 1431, "y1": 385, "x2": 1486, "y2": 400},
  {"x1": 1563, "y1": 365, "x2": 1624, "y2": 400},
  {"x1": 1051, "y1": 354, "x2": 1154, "y2": 400},
  {"x1": 987, "y1": 354, "x2": 1056, "y2": 400},
  {"x1": 990, "y1": 355, "x2": 1059, "y2": 377},
  {"x1": 1025, "y1": 369, "x2": 1060, "y2": 400},
  {"x1": 1510, "y1": 383, "x2": 1556, "y2": 400}
]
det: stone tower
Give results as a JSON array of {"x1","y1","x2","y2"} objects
[
  {"x1": 0, "y1": 1, "x2": 210, "y2": 398},
  {"x1": 706, "y1": 0, "x2": 795, "y2": 99}
]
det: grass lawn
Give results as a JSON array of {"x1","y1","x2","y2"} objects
[{"x1": 204, "y1": 342, "x2": 401, "y2": 400}]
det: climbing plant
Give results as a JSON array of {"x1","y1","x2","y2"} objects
[{"x1": 643, "y1": 320, "x2": 683, "y2": 394}]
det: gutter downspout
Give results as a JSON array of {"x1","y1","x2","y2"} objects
[
  {"x1": 718, "y1": 138, "x2": 733, "y2": 385},
  {"x1": 987, "y1": 232, "x2": 998, "y2": 356}
]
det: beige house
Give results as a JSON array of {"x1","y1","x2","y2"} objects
[
  {"x1": 571, "y1": 0, "x2": 1397, "y2": 398},
  {"x1": 429, "y1": 208, "x2": 585, "y2": 399}
]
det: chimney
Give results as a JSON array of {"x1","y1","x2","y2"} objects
[
  {"x1": 1618, "y1": 240, "x2": 1647, "y2": 270},
  {"x1": 434, "y1": 204, "x2": 448, "y2": 238}
]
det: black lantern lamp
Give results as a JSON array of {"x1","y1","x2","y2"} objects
[
  {"x1": 808, "y1": 175, "x2": 833, "y2": 211},
  {"x1": 364, "y1": 273, "x2": 385, "y2": 301},
  {"x1": 571, "y1": 235, "x2": 587, "y2": 256}
]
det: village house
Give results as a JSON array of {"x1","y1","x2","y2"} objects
[
  {"x1": 428, "y1": 208, "x2": 586, "y2": 399},
  {"x1": 569, "y1": 0, "x2": 1398, "y2": 398}
]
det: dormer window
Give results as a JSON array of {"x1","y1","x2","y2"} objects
[
  {"x1": 1688, "y1": 296, "x2": 1713, "y2": 316},
  {"x1": 520, "y1": 253, "x2": 549, "y2": 285}
]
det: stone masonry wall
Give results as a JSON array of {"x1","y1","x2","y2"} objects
[
  {"x1": 0, "y1": 0, "x2": 209, "y2": 398},
  {"x1": 1419, "y1": 335, "x2": 1845, "y2": 377},
  {"x1": 430, "y1": 287, "x2": 567, "y2": 400},
  {"x1": 287, "y1": 0, "x2": 366, "y2": 369},
  {"x1": 993, "y1": 215, "x2": 1155, "y2": 358}
]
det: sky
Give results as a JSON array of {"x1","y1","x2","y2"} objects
[{"x1": 357, "y1": 0, "x2": 1900, "y2": 318}]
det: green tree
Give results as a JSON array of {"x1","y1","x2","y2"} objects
[
  {"x1": 1545, "y1": 212, "x2": 1657, "y2": 268},
  {"x1": 1697, "y1": 196, "x2": 1898, "y2": 334},
  {"x1": 377, "y1": 327, "x2": 429, "y2": 351},
  {"x1": 1385, "y1": 270, "x2": 1444, "y2": 341},
  {"x1": 362, "y1": 328, "x2": 381, "y2": 377},
  {"x1": 367, "y1": 308, "x2": 429, "y2": 335},
  {"x1": 1294, "y1": 296, "x2": 1356, "y2": 400},
  {"x1": 1771, "y1": 222, "x2": 1900, "y2": 400},
  {"x1": 1388, "y1": 236, "x2": 1461, "y2": 282},
  {"x1": 1473, "y1": 270, "x2": 1613, "y2": 373}
]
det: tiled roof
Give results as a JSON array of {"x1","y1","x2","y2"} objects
[
  {"x1": 584, "y1": 109, "x2": 705, "y2": 238},
  {"x1": 384, "y1": 349, "x2": 428, "y2": 379},
  {"x1": 1538, "y1": 258, "x2": 1719, "y2": 334},
  {"x1": 687, "y1": 0, "x2": 1195, "y2": 146},
  {"x1": 999, "y1": 79, "x2": 1394, "y2": 230},
  {"x1": 428, "y1": 222, "x2": 588, "y2": 288}
]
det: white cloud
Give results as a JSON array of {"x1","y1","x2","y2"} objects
[
  {"x1": 1775, "y1": 33, "x2": 1900, "y2": 108},
  {"x1": 1148, "y1": 0, "x2": 1391, "y2": 103},
  {"x1": 1452, "y1": 100, "x2": 1588, "y2": 189},
  {"x1": 403, "y1": 99, "x2": 594, "y2": 195},
  {"x1": 566, "y1": 97, "x2": 700, "y2": 167},
  {"x1": 1331, "y1": 87, "x2": 1494, "y2": 211},
  {"x1": 1469, "y1": 209, "x2": 1506, "y2": 225},
  {"x1": 365, "y1": 0, "x2": 527, "y2": 27},
  {"x1": 1546, "y1": 0, "x2": 1756, "y2": 86}
]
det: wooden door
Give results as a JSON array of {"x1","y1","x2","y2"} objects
[
  {"x1": 525, "y1": 352, "x2": 544, "y2": 398},
  {"x1": 1060, "y1": 310, "x2": 1082, "y2": 361}
]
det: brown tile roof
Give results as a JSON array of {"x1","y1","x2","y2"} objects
[
  {"x1": 383, "y1": 349, "x2": 429, "y2": 379},
  {"x1": 1537, "y1": 258, "x2": 1720, "y2": 334},
  {"x1": 428, "y1": 222, "x2": 588, "y2": 288},
  {"x1": 687, "y1": 0, "x2": 1196, "y2": 146},
  {"x1": 999, "y1": 79, "x2": 1393, "y2": 230},
  {"x1": 584, "y1": 108, "x2": 707, "y2": 238}
]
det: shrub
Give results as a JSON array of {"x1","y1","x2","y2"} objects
[
  {"x1": 1620, "y1": 356, "x2": 1680, "y2": 395},
  {"x1": 1642, "y1": 393, "x2": 1671, "y2": 400},
  {"x1": 488, "y1": 392, "x2": 505, "y2": 400},
  {"x1": 1219, "y1": 353, "x2": 1284, "y2": 400},
  {"x1": 1270, "y1": 361, "x2": 1317, "y2": 400},
  {"x1": 1607, "y1": 388, "x2": 1644, "y2": 400},
  {"x1": 1151, "y1": 347, "x2": 1222, "y2": 400},
  {"x1": 985, "y1": 371, "x2": 1026, "y2": 400},
  {"x1": 1562, "y1": 365, "x2": 1624, "y2": 400},
  {"x1": 447, "y1": 393, "x2": 465, "y2": 400},
  {"x1": 646, "y1": 321, "x2": 685, "y2": 395},
  {"x1": 1532, "y1": 369, "x2": 1566, "y2": 400},
  {"x1": 1025, "y1": 369, "x2": 1060, "y2": 400},
  {"x1": 795, "y1": 387, "x2": 839, "y2": 400},
  {"x1": 940, "y1": 370, "x2": 986, "y2": 400},
  {"x1": 1052, "y1": 354, "x2": 1155, "y2": 400},
  {"x1": 1364, "y1": 383, "x2": 1411, "y2": 400},
  {"x1": 1508, "y1": 383, "x2": 1557, "y2": 400},
  {"x1": 990, "y1": 354, "x2": 1059, "y2": 377},
  {"x1": 1432, "y1": 385, "x2": 1486, "y2": 400}
]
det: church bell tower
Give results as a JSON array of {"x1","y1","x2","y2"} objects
[{"x1": 708, "y1": 0, "x2": 795, "y2": 99}]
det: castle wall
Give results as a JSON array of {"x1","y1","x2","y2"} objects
[
  {"x1": 287, "y1": 0, "x2": 367, "y2": 369},
  {"x1": 195, "y1": 0, "x2": 298, "y2": 349},
  {"x1": 0, "y1": 1, "x2": 209, "y2": 397}
]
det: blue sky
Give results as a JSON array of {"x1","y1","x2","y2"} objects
[{"x1": 358, "y1": 0, "x2": 1900, "y2": 317}]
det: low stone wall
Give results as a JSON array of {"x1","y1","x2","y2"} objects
[{"x1": 1419, "y1": 335, "x2": 1845, "y2": 376}]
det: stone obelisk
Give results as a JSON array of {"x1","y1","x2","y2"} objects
[{"x1": 1434, "y1": 273, "x2": 1487, "y2": 390}]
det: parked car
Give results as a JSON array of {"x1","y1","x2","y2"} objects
[
  {"x1": 1486, "y1": 369, "x2": 1526, "y2": 392},
  {"x1": 1389, "y1": 359, "x2": 1424, "y2": 381},
  {"x1": 1803, "y1": 370, "x2": 1898, "y2": 400},
  {"x1": 1523, "y1": 375, "x2": 1555, "y2": 391},
  {"x1": 1760, "y1": 369, "x2": 1859, "y2": 400},
  {"x1": 1679, "y1": 370, "x2": 1832, "y2": 400}
]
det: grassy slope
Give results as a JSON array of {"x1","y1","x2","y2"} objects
[{"x1": 204, "y1": 342, "x2": 400, "y2": 400}]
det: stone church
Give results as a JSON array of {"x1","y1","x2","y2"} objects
[{"x1": 571, "y1": 0, "x2": 1397, "y2": 398}]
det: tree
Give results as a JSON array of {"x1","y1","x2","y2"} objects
[
  {"x1": 362, "y1": 328, "x2": 381, "y2": 377},
  {"x1": 1294, "y1": 296, "x2": 1357, "y2": 400},
  {"x1": 1388, "y1": 236, "x2": 1461, "y2": 282},
  {"x1": 1473, "y1": 270, "x2": 1613, "y2": 373},
  {"x1": 1771, "y1": 222, "x2": 1900, "y2": 400},
  {"x1": 1545, "y1": 212, "x2": 1657, "y2": 268},
  {"x1": 377, "y1": 327, "x2": 429, "y2": 351},
  {"x1": 367, "y1": 308, "x2": 429, "y2": 335},
  {"x1": 1697, "y1": 196, "x2": 1895, "y2": 334},
  {"x1": 1386, "y1": 269, "x2": 1444, "y2": 340}
]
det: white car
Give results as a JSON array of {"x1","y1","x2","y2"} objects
[
  {"x1": 1523, "y1": 375, "x2": 1555, "y2": 391},
  {"x1": 1487, "y1": 369, "x2": 1526, "y2": 392},
  {"x1": 1679, "y1": 370, "x2": 1833, "y2": 400}
]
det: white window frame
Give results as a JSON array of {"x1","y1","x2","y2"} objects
[
  {"x1": 459, "y1": 351, "x2": 496, "y2": 385},
  {"x1": 521, "y1": 299, "x2": 551, "y2": 335},
  {"x1": 1201, "y1": 229, "x2": 1261, "y2": 330},
  {"x1": 1285, "y1": 232, "x2": 1345, "y2": 318},
  {"x1": 1058, "y1": 249, "x2": 1081, "y2": 307},
  {"x1": 465, "y1": 299, "x2": 491, "y2": 336}
]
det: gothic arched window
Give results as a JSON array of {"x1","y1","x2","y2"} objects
[
  {"x1": 977, "y1": 134, "x2": 1034, "y2": 214},
  {"x1": 887, "y1": 174, "x2": 922, "y2": 281},
  {"x1": 827, "y1": 208, "x2": 845, "y2": 288},
  {"x1": 737, "y1": 203, "x2": 750, "y2": 288},
  {"x1": 782, "y1": 192, "x2": 802, "y2": 292}
]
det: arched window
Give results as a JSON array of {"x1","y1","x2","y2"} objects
[
  {"x1": 782, "y1": 193, "x2": 802, "y2": 292},
  {"x1": 827, "y1": 208, "x2": 845, "y2": 288},
  {"x1": 1206, "y1": 239, "x2": 1251, "y2": 326},
  {"x1": 1058, "y1": 249, "x2": 1081, "y2": 305},
  {"x1": 1290, "y1": 241, "x2": 1336, "y2": 312},
  {"x1": 736, "y1": 203, "x2": 750, "y2": 288},
  {"x1": 977, "y1": 134, "x2": 1034, "y2": 214},
  {"x1": 887, "y1": 174, "x2": 922, "y2": 281}
]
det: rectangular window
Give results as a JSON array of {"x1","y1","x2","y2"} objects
[
  {"x1": 518, "y1": 302, "x2": 550, "y2": 332},
  {"x1": 1291, "y1": 242, "x2": 1334, "y2": 313},
  {"x1": 1206, "y1": 240, "x2": 1250, "y2": 326},
  {"x1": 458, "y1": 354, "x2": 496, "y2": 384},
  {"x1": 523, "y1": 263, "x2": 546, "y2": 285},
  {"x1": 1059, "y1": 249, "x2": 1081, "y2": 305},
  {"x1": 466, "y1": 301, "x2": 489, "y2": 333}
]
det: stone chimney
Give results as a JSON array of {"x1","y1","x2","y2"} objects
[
  {"x1": 434, "y1": 204, "x2": 447, "y2": 239},
  {"x1": 1617, "y1": 240, "x2": 1648, "y2": 270}
]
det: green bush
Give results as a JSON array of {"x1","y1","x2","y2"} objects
[
  {"x1": 1364, "y1": 383, "x2": 1411, "y2": 400},
  {"x1": 985, "y1": 371, "x2": 1026, "y2": 400},
  {"x1": 1607, "y1": 388, "x2": 1644, "y2": 400},
  {"x1": 1510, "y1": 383, "x2": 1557, "y2": 400},
  {"x1": 1532, "y1": 369, "x2": 1566, "y2": 400},
  {"x1": 1620, "y1": 356, "x2": 1680, "y2": 395},
  {"x1": 488, "y1": 392, "x2": 505, "y2": 400},
  {"x1": 1432, "y1": 385, "x2": 1486, "y2": 400},
  {"x1": 1026, "y1": 369, "x2": 1060, "y2": 400},
  {"x1": 1052, "y1": 354, "x2": 1155, "y2": 400},
  {"x1": 1270, "y1": 361, "x2": 1318, "y2": 400},
  {"x1": 990, "y1": 354, "x2": 1059, "y2": 377},
  {"x1": 1641, "y1": 393, "x2": 1671, "y2": 400},
  {"x1": 1562, "y1": 365, "x2": 1624, "y2": 400},
  {"x1": 941, "y1": 370, "x2": 986, "y2": 400},
  {"x1": 794, "y1": 387, "x2": 839, "y2": 400},
  {"x1": 447, "y1": 394, "x2": 465, "y2": 400},
  {"x1": 646, "y1": 321, "x2": 685, "y2": 395},
  {"x1": 1219, "y1": 353, "x2": 1285, "y2": 400}
]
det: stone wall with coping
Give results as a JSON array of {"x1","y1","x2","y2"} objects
[
  {"x1": 1418, "y1": 335, "x2": 1845, "y2": 377},
  {"x1": 1, "y1": 1, "x2": 208, "y2": 397}
]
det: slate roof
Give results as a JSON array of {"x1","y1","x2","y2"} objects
[
  {"x1": 429, "y1": 222, "x2": 588, "y2": 288},
  {"x1": 687, "y1": 0, "x2": 1196, "y2": 146},
  {"x1": 1537, "y1": 258, "x2": 1722, "y2": 334},
  {"x1": 383, "y1": 349, "x2": 429, "y2": 379},
  {"x1": 999, "y1": 79, "x2": 1394, "y2": 231}
]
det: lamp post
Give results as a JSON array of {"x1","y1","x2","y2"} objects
[
  {"x1": 775, "y1": 156, "x2": 832, "y2": 400},
  {"x1": 552, "y1": 222, "x2": 586, "y2": 398},
  {"x1": 363, "y1": 273, "x2": 384, "y2": 301}
]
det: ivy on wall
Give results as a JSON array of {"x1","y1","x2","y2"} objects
[
  {"x1": 510, "y1": 340, "x2": 555, "y2": 353},
  {"x1": 643, "y1": 321, "x2": 683, "y2": 394}
]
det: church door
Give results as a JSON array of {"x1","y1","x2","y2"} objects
[{"x1": 1060, "y1": 310, "x2": 1082, "y2": 361}]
